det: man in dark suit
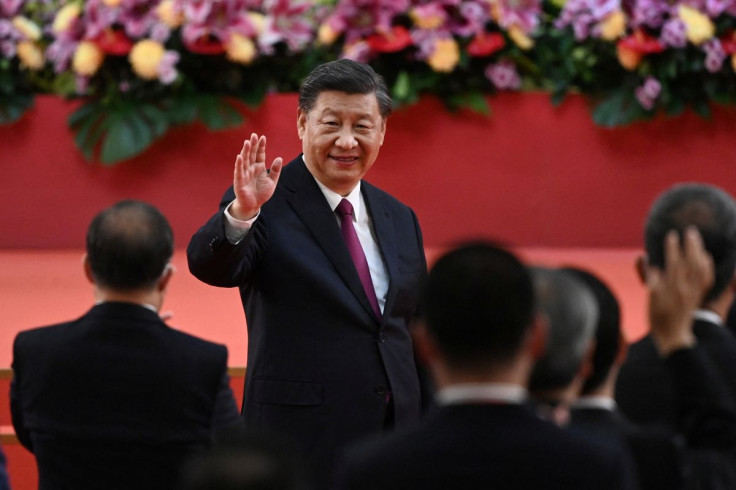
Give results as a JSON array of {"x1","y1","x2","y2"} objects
[
  {"x1": 616, "y1": 183, "x2": 736, "y2": 429},
  {"x1": 11, "y1": 200, "x2": 240, "y2": 490},
  {"x1": 187, "y1": 59, "x2": 428, "y2": 484},
  {"x1": 562, "y1": 241, "x2": 736, "y2": 490},
  {"x1": 336, "y1": 243, "x2": 637, "y2": 490}
]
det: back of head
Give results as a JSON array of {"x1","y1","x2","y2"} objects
[
  {"x1": 529, "y1": 268, "x2": 599, "y2": 392},
  {"x1": 181, "y1": 427, "x2": 310, "y2": 490},
  {"x1": 560, "y1": 267, "x2": 622, "y2": 395},
  {"x1": 298, "y1": 59, "x2": 392, "y2": 117},
  {"x1": 645, "y1": 183, "x2": 736, "y2": 303},
  {"x1": 422, "y1": 242, "x2": 535, "y2": 369},
  {"x1": 86, "y1": 200, "x2": 173, "y2": 291}
]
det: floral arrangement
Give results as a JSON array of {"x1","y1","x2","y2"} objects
[{"x1": 2, "y1": 0, "x2": 736, "y2": 163}]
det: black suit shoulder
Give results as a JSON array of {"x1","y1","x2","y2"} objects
[{"x1": 337, "y1": 404, "x2": 635, "y2": 490}]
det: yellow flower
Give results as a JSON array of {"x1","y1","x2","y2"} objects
[
  {"x1": 156, "y1": 0, "x2": 183, "y2": 28},
  {"x1": 508, "y1": 25, "x2": 534, "y2": 50},
  {"x1": 409, "y1": 8, "x2": 444, "y2": 30},
  {"x1": 678, "y1": 5, "x2": 714, "y2": 45},
  {"x1": 599, "y1": 10, "x2": 627, "y2": 41},
  {"x1": 103, "y1": 0, "x2": 121, "y2": 6},
  {"x1": 72, "y1": 41, "x2": 104, "y2": 76},
  {"x1": 53, "y1": 3, "x2": 81, "y2": 33},
  {"x1": 318, "y1": 22, "x2": 339, "y2": 45},
  {"x1": 225, "y1": 33, "x2": 257, "y2": 65},
  {"x1": 12, "y1": 16, "x2": 42, "y2": 41},
  {"x1": 129, "y1": 40, "x2": 165, "y2": 80},
  {"x1": 16, "y1": 41, "x2": 45, "y2": 70},
  {"x1": 427, "y1": 38, "x2": 459, "y2": 73},
  {"x1": 248, "y1": 12, "x2": 266, "y2": 35},
  {"x1": 616, "y1": 44, "x2": 641, "y2": 70}
]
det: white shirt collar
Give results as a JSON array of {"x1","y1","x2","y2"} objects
[
  {"x1": 313, "y1": 177, "x2": 363, "y2": 222},
  {"x1": 571, "y1": 395, "x2": 617, "y2": 412},
  {"x1": 436, "y1": 383, "x2": 528, "y2": 406},
  {"x1": 693, "y1": 309, "x2": 723, "y2": 326}
]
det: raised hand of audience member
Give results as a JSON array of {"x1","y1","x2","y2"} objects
[{"x1": 647, "y1": 227, "x2": 714, "y2": 356}]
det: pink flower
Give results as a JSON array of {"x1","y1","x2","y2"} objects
[
  {"x1": 326, "y1": 0, "x2": 409, "y2": 45},
  {"x1": 485, "y1": 60, "x2": 522, "y2": 90},
  {"x1": 258, "y1": 0, "x2": 317, "y2": 54},
  {"x1": 635, "y1": 76, "x2": 661, "y2": 109}
]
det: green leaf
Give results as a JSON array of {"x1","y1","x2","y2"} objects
[
  {"x1": 455, "y1": 92, "x2": 491, "y2": 116},
  {"x1": 138, "y1": 104, "x2": 169, "y2": 138},
  {"x1": 692, "y1": 99, "x2": 712, "y2": 119},
  {"x1": 198, "y1": 96, "x2": 243, "y2": 131},
  {"x1": 0, "y1": 94, "x2": 33, "y2": 124},
  {"x1": 592, "y1": 90, "x2": 645, "y2": 127},
  {"x1": 167, "y1": 96, "x2": 198, "y2": 125},
  {"x1": 392, "y1": 71, "x2": 411, "y2": 101},
  {"x1": 100, "y1": 108, "x2": 155, "y2": 164}
]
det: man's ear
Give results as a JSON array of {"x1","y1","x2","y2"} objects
[
  {"x1": 82, "y1": 253, "x2": 95, "y2": 285},
  {"x1": 635, "y1": 254, "x2": 648, "y2": 285},
  {"x1": 614, "y1": 331, "x2": 629, "y2": 366},
  {"x1": 157, "y1": 263, "x2": 175, "y2": 293},
  {"x1": 527, "y1": 313, "x2": 547, "y2": 361},
  {"x1": 297, "y1": 109, "x2": 306, "y2": 140},
  {"x1": 412, "y1": 321, "x2": 440, "y2": 367}
]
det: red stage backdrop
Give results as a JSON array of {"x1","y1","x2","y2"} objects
[{"x1": 2, "y1": 93, "x2": 736, "y2": 250}]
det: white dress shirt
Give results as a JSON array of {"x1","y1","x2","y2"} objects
[{"x1": 223, "y1": 174, "x2": 389, "y2": 313}]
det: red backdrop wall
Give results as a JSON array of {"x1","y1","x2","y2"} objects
[{"x1": 3, "y1": 93, "x2": 736, "y2": 250}]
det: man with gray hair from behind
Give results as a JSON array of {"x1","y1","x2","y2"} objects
[{"x1": 528, "y1": 267, "x2": 599, "y2": 426}]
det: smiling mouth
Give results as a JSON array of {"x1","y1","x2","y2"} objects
[{"x1": 330, "y1": 155, "x2": 359, "y2": 164}]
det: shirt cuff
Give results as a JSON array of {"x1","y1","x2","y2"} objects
[{"x1": 224, "y1": 201, "x2": 259, "y2": 245}]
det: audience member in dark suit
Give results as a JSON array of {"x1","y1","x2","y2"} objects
[
  {"x1": 527, "y1": 267, "x2": 599, "y2": 426},
  {"x1": 616, "y1": 183, "x2": 736, "y2": 429},
  {"x1": 335, "y1": 243, "x2": 636, "y2": 490},
  {"x1": 561, "y1": 232, "x2": 736, "y2": 489},
  {"x1": 10, "y1": 200, "x2": 241, "y2": 490},
  {"x1": 181, "y1": 426, "x2": 312, "y2": 490},
  {"x1": 188, "y1": 59, "x2": 429, "y2": 484}
]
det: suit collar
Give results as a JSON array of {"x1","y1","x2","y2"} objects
[
  {"x1": 86, "y1": 301, "x2": 165, "y2": 325},
  {"x1": 282, "y1": 157, "x2": 385, "y2": 324}
]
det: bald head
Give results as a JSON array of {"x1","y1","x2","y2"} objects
[{"x1": 86, "y1": 200, "x2": 173, "y2": 291}]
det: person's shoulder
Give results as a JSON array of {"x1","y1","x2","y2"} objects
[{"x1": 14, "y1": 317, "x2": 83, "y2": 348}]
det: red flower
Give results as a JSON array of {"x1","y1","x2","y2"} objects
[
  {"x1": 467, "y1": 32, "x2": 505, "y2": 57},
  {"x1": 720, "y1": 31, "x2": 736, "y2": 54},
  {"x1": 184, "y1": 35, "x2": 226, "y2": 55},
  {"x1": 94, "y1": 29, "x2": 133, "y2": 56},
  {"x1": 618, "y1": 29, "x2": 664, "y2": 54},
  {"x1": 366, "y1": 26, "x2": 412, "y2": 53}
]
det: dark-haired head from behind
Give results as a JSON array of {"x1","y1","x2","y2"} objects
[
  {"x1": 644, "y1": 183, "x2": 736, "y2": 303},
  {"x1": 86, "y1": 200, "x2": 174, "y2": 291},
  {"x1": 298, "y1": 58, "x2": 392, "y2": 118},
  {"x1": 181, "y1": 427, "x2": 312, "y2": 490},
  {"x1": 421, "y1": 242, "x2": 536, "y2": 370},
  {"x1": 560, "y1": 267, "x2": 623, "y2": 396},
  {"x1": 529, "y1": 267, "x2": 598, "y2": 393}
]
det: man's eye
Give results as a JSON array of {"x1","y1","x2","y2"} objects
[{"x1": 324, "y1": 121, "x2": 339, "y2": 126}]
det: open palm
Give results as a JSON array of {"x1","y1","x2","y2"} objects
[{"x1": 232, "y1": 133, "x2": 283, "y2": 220}]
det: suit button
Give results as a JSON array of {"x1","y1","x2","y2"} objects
[
  {"x1": 375, "y1": 386, "x2": 386, "y2": 396},
  {"x1": 378, "y1": 332, "x2": 386, "y2": 343}
]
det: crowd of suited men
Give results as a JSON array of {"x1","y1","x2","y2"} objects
[{"x1": 5, "y1": 181, "x2": 736, "y2": 489}]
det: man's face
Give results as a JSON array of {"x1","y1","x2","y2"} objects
[{"x1": 297, "y1": 90, "x2": 386, "y2": 196}]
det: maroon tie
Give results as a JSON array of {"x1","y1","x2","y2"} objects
[{"x1": 336, "y1": 199, "x2": 382, "y2": 321}]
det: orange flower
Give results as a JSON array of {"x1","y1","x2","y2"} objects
[
  {"x1": 427, "y1": 38, "x2": 460, "y2": 72},
  {"x1": 616, "y1": 30, "x2": 664, "y2": 69}
]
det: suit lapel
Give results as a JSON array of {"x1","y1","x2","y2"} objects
[{"x1": 283, "y1": 158, "x2": 380, "y2": 323}]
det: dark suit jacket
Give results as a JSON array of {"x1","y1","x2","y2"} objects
[
  {"x1": 11, "y1": 302, "x2": 240, "y2": 490},
  {"x1": 570, "y1": 407, "x2": 686, "y2": 489},
  {"x1": 187, "y1": 156, "x2": 428, "y2": 480},
  {"x1": 336, "y1": 403, "x2": 637, "y2": 490},
  {"x1": 616, "y1": 318, "x2": 736, "y2": 429},
  {"x1": 594, "y1": 346, "x2": 736, "y2": 489}
]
